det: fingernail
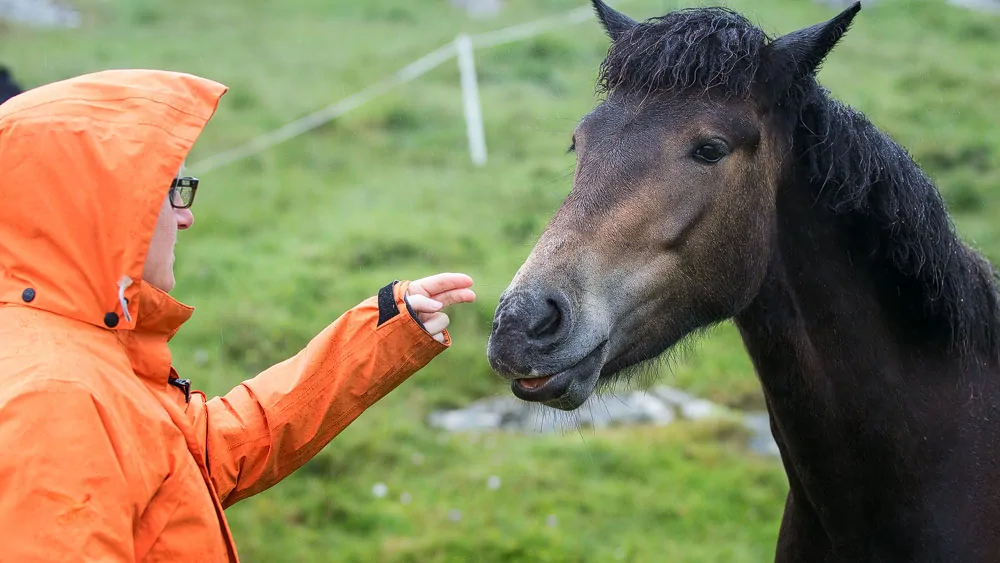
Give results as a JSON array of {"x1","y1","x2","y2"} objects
[{"x1": 431, "y1": 299, "x2": 443, "y2": 309}]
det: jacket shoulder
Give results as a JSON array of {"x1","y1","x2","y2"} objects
[
  {"x1": 0, "y1": 305, "x2": 151, "y2": 409},
  {"x1": 0, "y1": 309, "x2": 178, "y2": 495}
]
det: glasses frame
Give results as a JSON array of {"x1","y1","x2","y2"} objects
[{"x1": 169, "y1": 176, "x2": 199, "y2": 209}]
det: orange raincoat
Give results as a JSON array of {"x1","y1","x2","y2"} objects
[{"x1": 0, "y1": 69, "x2": 450, "y2": 561}]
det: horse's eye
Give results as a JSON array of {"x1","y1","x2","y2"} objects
[{"x1": 693, "y1": 143, "x2": 728, "y2": 164}]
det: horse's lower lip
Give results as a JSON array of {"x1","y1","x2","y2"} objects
[
  {"x1": 511, "y1": 341, "x2": 607, "y2": 403},
  {"x1": 516, "y1": 375, "x2": 554, "y2": 390},
  {"x1": 512, "y1": 372, "x2": 566, "y2": 401}
]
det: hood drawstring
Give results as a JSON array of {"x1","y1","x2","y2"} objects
[{"x1": 117, "y1": 276, "x2": 133, "y2": 323}]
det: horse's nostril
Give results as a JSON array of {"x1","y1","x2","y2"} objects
[{"x1": 526, "y1": 296, "x2": 565, "y2": 340}]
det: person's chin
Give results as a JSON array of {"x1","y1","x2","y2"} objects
[
  {"x1": 161, "y1": 259, "x2": 176, "y2": 293},
  {"x1": 143, "y1": 273, "x2": 175, "y2": 294}
]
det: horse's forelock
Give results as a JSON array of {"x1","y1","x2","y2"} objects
[{"x1": 596, "y1": 7, "x2": 771, "y2": 101}]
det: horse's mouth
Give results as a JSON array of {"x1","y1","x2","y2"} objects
[{"x1": 511, "y1": 341, "x2": 608, "y2": 409}]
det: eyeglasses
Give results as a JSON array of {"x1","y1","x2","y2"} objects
[{"x1": 169, "y1": 176, "x2": 199, "y2": 209}]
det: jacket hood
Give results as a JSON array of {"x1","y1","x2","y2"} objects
[{"x1": 0, "y1": 69, "x2": 227, "y2": 330}]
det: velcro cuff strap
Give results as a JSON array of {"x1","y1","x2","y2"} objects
[{"x1": 377, "y1": 281, "x2": 400, "y2": 326}]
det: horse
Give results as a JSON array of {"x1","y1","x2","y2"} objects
[{"x1": 485, "y1": 1, "x2": 1000, "y2": 560}]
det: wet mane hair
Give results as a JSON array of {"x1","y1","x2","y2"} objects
[
  {"x1": 595, "y1": 6, "x2": 1000, "y2": 362},
  {"x1": 797, "y1": 87, "x2": 1000, "y2": 362},
  {"x1": 596, "y1": 7, "x2": 768, "y2": 100}
]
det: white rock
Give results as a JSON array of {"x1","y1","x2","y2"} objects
[
  {"x1": 427, "y1": 409, "x2": 501, "y2": 432},
  {"x1": 743, "y1": 412, "x2": 780, "y2": 457},
  {"x1": 680, "y1": 398, "x2": 723, "y2": 420},
  {"x1": 424, "y1": 385, "x2": 782, "y2": 457},
  {"x1": 650, "y1": 386, "x2": 694, "y2": 408},
  {"x1": 626, "y1": 391, "x2": 675, "y2": 425}
]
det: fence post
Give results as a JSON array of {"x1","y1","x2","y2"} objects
[{"x1": 455, "y1": 33, "x2": 487, "y2": 167}]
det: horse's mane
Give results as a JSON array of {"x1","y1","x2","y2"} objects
[
  {"x1": 797, "y1": 85, "x2": 1000, "y2": 361},
  {"x1": 597, "y1": 6, "x2": 1000, "y2": 362}
]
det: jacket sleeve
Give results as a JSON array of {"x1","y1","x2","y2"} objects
[
  {"x1": 185, "y1": 279, "x2": 450, "y2": 507},
  {"x1": 0, "y1": 381, "x2": 134, "y2": 561}
]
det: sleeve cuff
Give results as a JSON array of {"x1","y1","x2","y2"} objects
[{"x1": 376, "y1": 279, "x2": 451, "y2": 348}]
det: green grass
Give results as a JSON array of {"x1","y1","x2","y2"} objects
[
  {"x1": 3, "y1": 0, "x2": 998, "y2": 560},
  {"x1": 225, "y1": 420, "x2": 787, "y2": 562}
]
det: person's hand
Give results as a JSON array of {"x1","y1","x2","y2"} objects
[{"x1": 405, "y1": 273, "x2": 476, "y2": 343}]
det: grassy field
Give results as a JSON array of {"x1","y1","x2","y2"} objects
[{"x1": 3, "y1": 0, "x2": 998, "y2": 560}]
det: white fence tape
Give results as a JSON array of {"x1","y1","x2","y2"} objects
[
  {"x1": 470, "y1": 5, "x2": 592, "y2": 49},
  {"x1": 191, "y1": 43, "x2": 457, "y2": 173},
  {"x1": 189, "y1": 3, "x2": 622, "y2": 174},
  {"x1": 455, "y1": 33, "x2": 487, "y2": 167}
]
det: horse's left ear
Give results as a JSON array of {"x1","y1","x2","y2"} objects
[
  {"x1": 764, "y1": 1, "x2": 861, "y2": 95},
  {"x1": 591, "y1": 0, "x2": 638, "y2": 41}
]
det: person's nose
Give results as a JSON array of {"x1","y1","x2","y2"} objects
[{"x1": 175, "y1": 208, "x2": 194, "y2": 230}]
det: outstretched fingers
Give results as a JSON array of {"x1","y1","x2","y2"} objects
[
  {"x1": 421, "y1": 312, "x2": 450, "y2": 343},
  {"x1": 405, "y1": 273, "x2": 474, "y2": 344},
  {"x1": 428, "y1": 287, "x2": 477, "y2": 307},
  {"x1": 409, "y1": 273, "x2": 474, "y2": 299},
  {"x1": 406, "y1": 293, "x2": 443, "y2": 315}
]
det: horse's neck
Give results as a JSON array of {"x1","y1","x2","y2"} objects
[
  {"x1": 736, "y1": 178, "x2": 917, "y2": 399},
  {"x1": 735, "y1": 168, "x2": 992, "y2": 416},
  {"x1": 733, "y1": 199, "x2": 913, "y2": 427},
  {"x1": 731, "y1": 179, "x2": 998, "y2": 540}
]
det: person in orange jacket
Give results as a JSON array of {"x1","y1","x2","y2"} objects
[{"x1": 0, "y1": 68, "x2": 477, "y2": 561}]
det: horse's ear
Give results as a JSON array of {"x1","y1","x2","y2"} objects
[
  {"x1": 764, "y1": 1, "x2": 861, "y2": 95},
  {"x1": 591, "y1": 0, "x2": 637, "y2": 41}
]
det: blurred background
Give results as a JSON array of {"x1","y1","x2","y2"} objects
[{"x1": 2, "y1": 0, "x2": 998, "y2": 560}]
